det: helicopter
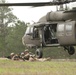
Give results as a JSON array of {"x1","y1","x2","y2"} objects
[{"x1": 0, "y1": 0, "x2": 76, "y2": 58}]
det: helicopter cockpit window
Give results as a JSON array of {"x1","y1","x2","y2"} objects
[
  {"x1": 25, "y1": 27, "x2": 33, "y2": 35},
  {"x1": 30, "y1": 27, "x2": 33, "y2": 33},
  {"x1": 25, "y1": 27, "x2": 30, "y2": 35},
  {"x1": 33, "y1": 27, "x2": 39, "y2": 38}
]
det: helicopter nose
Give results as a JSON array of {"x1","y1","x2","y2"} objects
[{"x1": 22, "y1": 35, "x2": 26, "y2": 46}]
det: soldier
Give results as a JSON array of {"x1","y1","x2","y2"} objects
[
  {"x1": 12, "y1": 54, "x2": 20, "y2": 60},
  {"x1": 10, "y1": 52, "x2": 15, "y2": 59},
  {"x1": 24, "y1": 49, "x2": 30, "y2": 60},
  {"x1": 20, "y1": 52, "x2": 25, "y2": 61}
]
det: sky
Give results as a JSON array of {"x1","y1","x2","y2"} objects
[{"x1": 6, "y1": 0, "x2": 76, "y2": 24}]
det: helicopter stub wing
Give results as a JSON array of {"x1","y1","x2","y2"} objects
[
  {"x1": 27, "y1": 22, "x2": 50, "y2": 27},
  {"x1": 0, "y1": 0, "x2": 76, "y2": 6},
  {"x1": 28, "y1": 22, "x2": 58, "y2": 27},
  {"x1": 27, "y1": 22, "x2": 46, "y2": 27}
]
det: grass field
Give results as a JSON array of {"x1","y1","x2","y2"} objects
[{"x1": 0, "y1": 59, "x2": 76, "y2": 75}]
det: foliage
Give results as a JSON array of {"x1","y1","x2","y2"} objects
[
  {"x1": 0, "y1": 0, "x2": 17, "y2": 26},
  {"x1": 0, "y1": 0, "x2": 17, "y2": 56},
  {"x1": 5, "y1": 20, "x2": 27, "y2": 55}
]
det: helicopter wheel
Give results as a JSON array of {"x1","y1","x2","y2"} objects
[
  {"x1": 68, "y1": 46, "x2": 75, "y2": 55},
  {"x1": 35, "y1": 48, "x2": 43, "y2": 58}
]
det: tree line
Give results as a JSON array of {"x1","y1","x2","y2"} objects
[{"x1": 0, "y1": 0, "x2": 27, "y2": 56}]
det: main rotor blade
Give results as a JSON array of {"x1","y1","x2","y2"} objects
[
  {"x1": 0, "y1": 2, "x2": 51, "y2": 6},
  {"x1": 0, "y1": 0, "x2": 76, "y2": 6}
]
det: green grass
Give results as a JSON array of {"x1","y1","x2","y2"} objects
[
  {"x1": 43, "y1": 47, "x2": 76, "y2": 59},
  {"x1": 0, "y1": 60, "x2": 76, "y2": 75}
]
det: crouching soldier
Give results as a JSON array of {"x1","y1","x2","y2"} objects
[
  {"x1": 10, "y1": 52, "x2": 15, "y2": 59},
  {"x1": 6, "y1": 53, "x2": 14, "y2": 59},
  {"x1": 20, "y1": 52, "x2": 25, "y2": 61},
  {"x1": 24, "y1": 49, "x2": 30, "y2": 60}
]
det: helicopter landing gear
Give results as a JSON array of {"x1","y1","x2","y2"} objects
[
  {"x1": 64, "y1": 46, "x2": 75, "y2": 55},
  {"x1": 35, "y1": 48, "x2": 43, "y2": 58}
]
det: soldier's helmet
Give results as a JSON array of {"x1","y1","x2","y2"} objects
[
  {"x1": 24, "y1": 49, "x2": 29, "y2": 52},
  {"x1": 21, "y1": 52, "x2": 24, "y2": 55},
  {"x1": 10, "y1": 52, "x2": 15, "y2": 56}
]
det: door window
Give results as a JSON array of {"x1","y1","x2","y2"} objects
[
  {"x1": 57, "y1": 24, "x2": 64, "y2": 36},
  {"x1": 66, "y1": 24, "x2": 72, "y2": 36}
]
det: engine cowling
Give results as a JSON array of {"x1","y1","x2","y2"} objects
[{"x1": 46, "y1": 11, "x2": 76, "y2": 21}]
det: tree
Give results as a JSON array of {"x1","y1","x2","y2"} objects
[
  {"x1": 6, "y1": 20, "x2": 27, "y2": 55},
  {"x1": 0, "y1": 0, "x2": 17, "y2": 25},
  {"x1": 0, "y1": 0, "x2": 17, "y2": 56}
]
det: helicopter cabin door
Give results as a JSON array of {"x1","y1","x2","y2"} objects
[
  {"x1": 43, "y1": 24, "x2": 58, "y2": 46},
  {"x1": 57, "y1": 21, "x2": 76, "y2": 45}
]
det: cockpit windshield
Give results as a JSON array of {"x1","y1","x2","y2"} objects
[
  {"x1": 25, "y1": 27, "x2": 34, "y2": 35},
  {"x1": 25, "y1": 27, "x2": 30, "y2": 35}
]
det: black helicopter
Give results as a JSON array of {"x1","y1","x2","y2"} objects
[{"x1": 0, "y1": 0, "x2": 76, "y2": 58}]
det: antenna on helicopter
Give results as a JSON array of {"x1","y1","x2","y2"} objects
[
  {"x1": 32, "y1": 20, "x2": 35, "y2": 24},
  {"x1": 65, "y1": 3, "x2": 68, "y2": 10},
  {"x1": 59, "y1": 5, "x2": 64, "y2": 11}
]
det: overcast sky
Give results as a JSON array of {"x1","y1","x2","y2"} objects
[{"x1": 6, "y1": 0, "x2": 76, "y2": 23}]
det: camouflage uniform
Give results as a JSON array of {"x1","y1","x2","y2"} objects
[
  {"x1": 12, "y1": 54, "x2": 20, "y2": 60},
  {"x1": 20, "y1": 52, "x2": 25, "y2": 61},
  {"x1": 24, "y1": 49, "x2": 30, "y2": 60},
  {"x1": 20, "y1": 50, "x2": 30, "y2": 61},
  {"x1": 10, "y1": 52, "x2": 15, "y2": 59}
]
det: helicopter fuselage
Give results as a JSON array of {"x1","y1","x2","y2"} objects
[
  {"x1": 22, "y1": 11, "x2": 76, "y2": 47},
  {"x1": 22, "y1": 11, "x2": 76, "y2": 57}
]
